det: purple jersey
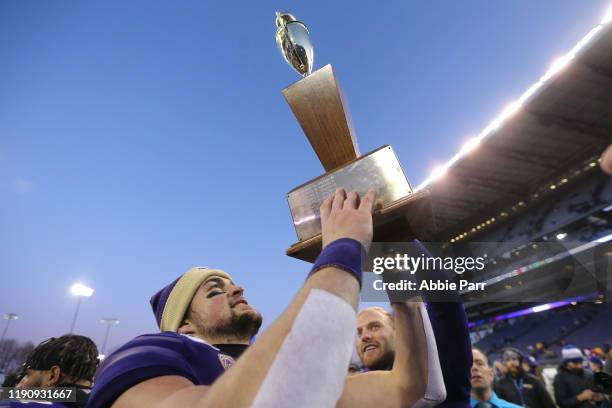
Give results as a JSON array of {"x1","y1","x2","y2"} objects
[
  {"x1": 0, "y1": 402, "x2": 70, "y2": 407},
  {"x1": 88, "y1": 332, "x2": 235, "y2": 408}
]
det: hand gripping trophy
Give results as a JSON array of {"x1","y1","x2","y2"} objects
[{"x1": 275, "y1": 12, "x2": 435, "y2": 262}]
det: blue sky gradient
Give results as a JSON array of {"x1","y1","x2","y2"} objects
[{"x1": 1, "y1": 0, "x2": 609, "y2": 352}]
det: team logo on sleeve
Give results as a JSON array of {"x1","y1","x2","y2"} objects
[{"x1": 218, "y1": 353, "x2": 235, "y2": 370}]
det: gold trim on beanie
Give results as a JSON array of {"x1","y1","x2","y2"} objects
[{"x1": 160, "y1": 267, "x2": 232, "y2": 332}]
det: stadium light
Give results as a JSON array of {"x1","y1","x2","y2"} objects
[
  {"x1": 542, "y1": 54, "x2": 574, "y2": 82},
  {"x1": 556, "y1": 232, "x2": 568, "y2": 240},
  {"x1": 602, "y1": 4, "x2": 612, "y2": 24},
  {"x1": 69, "y1": 283, "x2": 94, "y2": 334},
  {"x1": 459, "y1": 138, "x2": 480, "y2": 156},
  {"x1": 595, "y1": 232, "x2": 612, "y2": 243},
  {"x1": 498, "y1": 101, "x2": 522, "y2": 123},
  {"x1": 415, "y1": 11, "x2": 609, "y2": 192},
  {"x1": 1, "y1": 313, "x2": 19, "y2": 345},
  {"x1": 432, "y1": 165, "x2": 447, "y2": 180},
  {"x1": 99, "y1": 318, "x2": 120, "y2": 356},
  {"x1": 532, "y1": 304, "x2": 551, "y2": 313},
  {"x1": 518, "y1": 82, "x2": 543, "y2": 104},
  {"x1": 71, "y1": 283, "x2": 94, "y2": 297},
  {"x1": 417, "y1": 165, "x2": 447, "y2": 190}
]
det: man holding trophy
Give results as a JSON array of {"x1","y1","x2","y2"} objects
[
  {"x1": 87, "y1": 12, "x2": 461, "y2": 408},
  {"x1": 89, "y1": 188, "x2": 445, "y2": 407}
]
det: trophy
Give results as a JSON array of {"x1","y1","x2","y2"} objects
[{"x1": 276, "y1": 12, "x2": 435, "y2": 262}]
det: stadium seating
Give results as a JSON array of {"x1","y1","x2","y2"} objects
[{"x1": 472, "y1": 302, "x2": 612, "y2": 362}]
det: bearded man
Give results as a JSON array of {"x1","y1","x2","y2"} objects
[{"x1": 89, "y1": 189, "x2": 446, "y2": 408}]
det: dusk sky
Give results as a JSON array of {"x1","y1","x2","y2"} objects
[{"x1": 1, "y1": 0, "x2": 610, "y2": 353}]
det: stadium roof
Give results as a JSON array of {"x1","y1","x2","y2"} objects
[{"x1": 418, "y1": 18, "x2": 612, "y2": 241}]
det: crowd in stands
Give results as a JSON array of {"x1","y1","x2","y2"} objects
[
  {"x1": 472, "y1": 303, "x2": 612, "y2": 362},
  {"x1": 465, "y1": 301, "x2": 612, "y2": 408}
]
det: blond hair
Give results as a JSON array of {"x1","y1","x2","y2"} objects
[{"x1": 358, "y1": 306, "x2": 394, "y2": 328}]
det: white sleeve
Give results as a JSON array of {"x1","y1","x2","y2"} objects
[
  {"x1": 412, "y1": 303, "x2": 447, "y2": 408},
  {"x1": 250, "y1": 289, "x2": 356, "y2": 408}
]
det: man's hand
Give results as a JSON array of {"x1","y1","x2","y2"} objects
[
  {"x1": 601, "y1": 144, "x2": 612, "y2": 174},
  {"x1": 320, "y1": 188, "x2": 375, "y2": 251},
  {"x1": 576, "y1": 389, "x2": 595, "y2": 402}
]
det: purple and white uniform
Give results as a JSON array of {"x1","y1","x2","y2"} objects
[{"x1": 88, "y1": 332, "x2": 236, "y2": 408}]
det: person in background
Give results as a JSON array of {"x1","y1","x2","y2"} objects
[
  {"x1": 356, "y1": 307, "x2": 396, "y2": 371},
  {"x1": 1, "y1": 372, "x2": 20, "y2": 387},
  {"x1": 522, "y1": 357, "x2": 535, "y2": 376},
  {"x1": 554, "y1": 345, "x2": 604, "y2": 408},
  {"x1": 355, "y1": 239, "x2": 473, "y2": 408},
  {"x1": 603, "y1": 344, "x2": 612, "y2": 376},
  {"x1": 589, "y1": 357, "x2": 604, "y2": 374},
  {"x1": 1, "y1": 335, "x2": 100, "y2": 408},
  {"x1": 523, "y1": 356, "x2": 546, "y2": 387},
  {"x1": 494, "y1": 360, "x2": 509, "y2": 381},
  {"x1": 471, "y1": 348, "x2": 522, "y2": 408},
  {"x1": 495, "y1": 347, "x2": 556, "y2": 408}
]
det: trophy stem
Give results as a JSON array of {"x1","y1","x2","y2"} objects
[{"x1": 283, "y1": 64, "x2": 360, "y2": 171}]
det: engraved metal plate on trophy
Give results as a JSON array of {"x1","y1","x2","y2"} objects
[{"x1": 288, "y1": 146, "x2": 412, "y2": 241}]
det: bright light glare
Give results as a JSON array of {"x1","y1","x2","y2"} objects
[
  {"x1": 98, "y1": 354, "x2": 106, "y2": 360},
  {"x1": 532, "y1": 304, "x2": 551, "y2": 313},
  {"x1": 413, "y1": 12, "x2": 606, "y2": 191},
  {"x1": 480, "y1": 101, "x2": 522, "y2": 140},
  {"x1": 602, "y1": 5, "x2": 612, "y2": 24},
  {"x1": 460, "y1": 138, "x2": 480, "y2": 155},
  {"x1": 570, "y1": 26, "x2": 602, "y2": 57},
  {"x1": 518, "y1": 81, "x2": 544, "y2": 105},
  {"x1": 431, "y1": 165, "x2": 447, "y2": 181},
  {"x1": 100, "y1": 318, "x2": 120, "y2": 325},
  {"x1": 71, "y1": 283, "x2": 94, "y2": 297},
  {"x1": 293, "y1": 214, "x2": 317, "y2": 226},
  {"x1": 556, "y1": 232, "x2": 568, "y2": 240},
  {"x1": 595, "y1": 233, "x2": 612, "y2": 243},
  {"x1": 499, "y1": 101, "x2": 522, "y2": 121},
  {"x1": 542, "y1": 54, "x2": 573, "y2": 82}
]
